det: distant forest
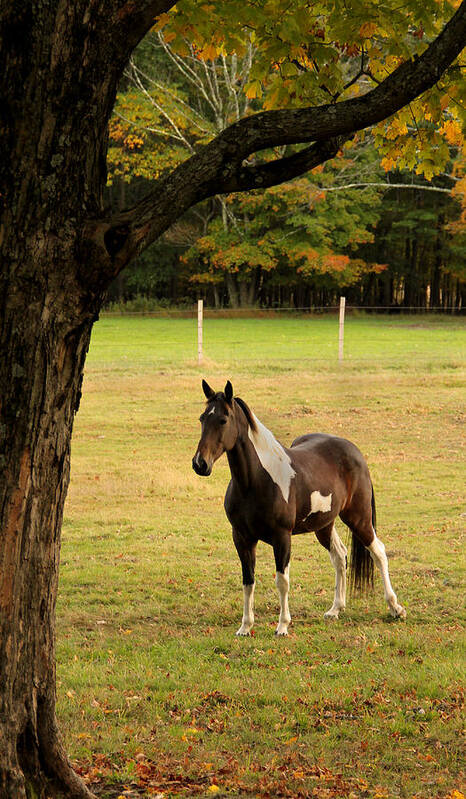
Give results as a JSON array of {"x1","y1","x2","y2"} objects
[{"x1": 105, "y1": 30, "x2": 465, "y2": 311}]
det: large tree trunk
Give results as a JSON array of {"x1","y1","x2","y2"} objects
[
  {"x1": 0, "y1": 5, "x2": 118, "y2": 795},
  {"x1": 0, "y1": 238, "x2": 100, "y2": 799}
]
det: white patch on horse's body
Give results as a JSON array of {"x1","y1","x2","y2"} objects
[
  {"x1": 275, "y1": 564, "x2": 291, "y2": 635},
  {"x1": 194, "y1": 451, "x2": 201, "y2": 466},
  {"x1": 248, "y1": 413, "x2": 295, "y2": 502},
  {"x1": 369, "y1": 533, "x2": 406, "y2": 619},
  {"x1": 310, "y1": 490, "x2": 332, "y2": 514},
  {"x1": 236, "y1": 583, "x2": 255, "y2": 636},
  {"x1": 324, "y1": 526, "x2": 347, "y2": 619},
  {"x1": 208, "y1": 406, "x2": 216, "y2": 415}
]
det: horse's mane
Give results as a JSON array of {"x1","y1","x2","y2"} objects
[{"x1": 234, "y1": 396, "x2": 258, "y2": 432}]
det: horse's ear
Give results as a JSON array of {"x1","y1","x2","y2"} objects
[
  {"x1": 202, "y1": 379, "x2": 215, "y2": 400},
  {"x1": 224, "y1": 380, "x2": 233, "y2": 404}
]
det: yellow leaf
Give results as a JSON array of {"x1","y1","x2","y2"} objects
[
  {"x1": 208, "y1": 786, "x2": 221, "y2": 793},
  {"x1": 153, "y1": 12, "x2": 172, "y2": 32},
  {"x1": 441, "y1": 119, "x2": 463, "y2": 146},
  {"x1": 359, "y1": 22, "x2": 377, "y2": 38},
  {"x1": 198, "y1": 43, "x2": 218, "y2": 61},
  {"x1": 381, "y1": 156, "x2": 397, "y2": 172},
  {"x1": 245, "y1": 80, "x2": 261, "y2": 99}
]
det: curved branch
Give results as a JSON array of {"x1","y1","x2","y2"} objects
[
  {"x1": 87, "y1": 0, "x2": 466, "y2": 280},
  {"x1": 109, "y1": 1, "x2": 177, "y2": 62},
  {"x1": 222, "y1": 138, "x2": 348, "y2": 193},
  {"x1": 211, "y1": 0, "x2": 466, "y2": 152}
]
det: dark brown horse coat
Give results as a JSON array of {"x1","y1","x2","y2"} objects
[{"x1": 193, "y1": 381, "x2": 405, "y2": 635}]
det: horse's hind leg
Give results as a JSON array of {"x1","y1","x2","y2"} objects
[
  {"x1": 368, "y1": 535, "x2": 406, "y2": 619},
  {"x1": 315, "y1": 523, "x2": 347, "y2": 619},
  {"x1": 341, "y1": 504, "x2": 406, "y2": 619}
]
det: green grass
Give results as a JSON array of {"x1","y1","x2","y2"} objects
[{"x1": 58, "y1": 314, "x2": 465, "y2": 798}]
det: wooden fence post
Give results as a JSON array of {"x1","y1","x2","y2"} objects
[
  {"x1": 338, "y1": 296, "x2": 345, "y2": 362},
  {"x1": 198, "y1": 299, "x2": 203, "y2": 365}
]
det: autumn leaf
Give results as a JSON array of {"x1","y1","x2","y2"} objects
[
  {"x1": 359, "y1": 21, "x2": 377, "y2": 38},
  {"x1": 245, "y1": 80, "x2": 262, "y2": 99}
]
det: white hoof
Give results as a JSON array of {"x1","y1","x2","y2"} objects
[
  {"x1": 390, "y1": 603, "x2": 406, "y2": 619},
  {"x1": 324, "y1": 607, "x2": 343, "y2": 620},
  {"x1": 275, "y1": 624, "x2": 289, "y2": 636},
  {"x1": 236, "y1": 625, "x2": 252, "y2": 636}
]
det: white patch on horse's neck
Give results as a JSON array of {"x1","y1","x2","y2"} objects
[{"x1": 247, "y1": 412, "x2": 295, "y2": 502}]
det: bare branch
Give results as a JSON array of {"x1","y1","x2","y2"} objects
[
  {"x1": 129, "y1": 58, "x2": 195, "y2": 152},
  {"x1": 157, "y1": 33, "x2": 218, "y2": 114},
  {"x1": 322, "y1": 182, "x2": 454, "y2": 195},
  {"x1": 114, "y1": 109, "x2": 188, "y2": 142}
]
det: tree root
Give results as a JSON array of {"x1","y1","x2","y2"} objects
[{"x1": 0, "y1": 707, "x2": 97, "y2": 799}]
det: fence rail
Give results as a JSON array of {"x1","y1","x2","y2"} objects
[{"x1": 101, "y1": 305, "x2": 464, "y2": 318}]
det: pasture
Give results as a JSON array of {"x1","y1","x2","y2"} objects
[{"x1": 58, "y1": 314, "x2": 465, "y2": 798}]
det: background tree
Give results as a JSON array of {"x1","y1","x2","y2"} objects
[
  {"x1": 1, "y1": 1, "x2": 465, "y2": 796},
  {"x1": 183, "y1": 165, "x2": 386, "y2": 307}
]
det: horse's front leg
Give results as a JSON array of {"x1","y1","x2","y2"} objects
[
  {"x1": 273, "y1": 533, "x2": 292, "y2": 636},
  {"x1": 233, "y1": 528, "x2": 257, "y2": 636}
]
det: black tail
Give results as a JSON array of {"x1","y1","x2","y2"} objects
[{"x1": 349, "y1": 483, "x2": 375, "y2": 594}]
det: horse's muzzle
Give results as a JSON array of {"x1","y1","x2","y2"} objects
[{"x1": 192, "y1": 454, "x2": 212, "y2": 476}]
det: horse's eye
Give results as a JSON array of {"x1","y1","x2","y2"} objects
[{"x1": 219, "y1": 418, "x2": 227, "y2": 425}]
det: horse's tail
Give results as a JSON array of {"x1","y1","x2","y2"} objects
[{"x1": 349, "y1": 482, "x2": 375, "y2": 593}]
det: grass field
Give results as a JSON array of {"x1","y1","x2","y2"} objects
[{"x1": 58, "y1": 314, "x2": 465, "y2": 798}]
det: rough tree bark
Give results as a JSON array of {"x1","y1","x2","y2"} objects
[
  {"x1": 1, "y1": 1, "x2": 465, "y2": 796},
  {"x1": 0, "y1": 4, "x2": 176, "y2": 796}
]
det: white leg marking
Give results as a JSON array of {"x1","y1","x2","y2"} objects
[
  {"x1": 236, "y1": 583, "x2": 255, "y2": 636},
  {"x1": 369, "y1": 534, "x2": 406, "y2": 619},
  {"x1": 275, "y1": 564, "x2": 291, "y2": 636},
  {"x1": 324, "y1": 526, "x2": 347, "y2": 620},
  {"x1": 310, "y1": 490, "x2": 332, "y2": 514}
]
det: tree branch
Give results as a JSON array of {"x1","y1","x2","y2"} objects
[
  {"x1": 109, "y1": 1, "x2": 177, "y2": 65},
  {"x1": 87, "y1": 0, "x2": 466, "y2": 280},
  {"x1": 322, "y1": 182, "x2": 454, "y2": 195},
  {"x1": 222, "y1": 138, "x2": 348, "y2": 193}
]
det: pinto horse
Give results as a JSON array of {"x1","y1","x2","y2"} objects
[{"x1": 192, "y1": 380, "x2": 406, "y2": 636}]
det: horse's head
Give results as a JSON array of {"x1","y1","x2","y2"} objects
[{"x1": 192, "y1": 380, "x2": 239, "y2": 476}]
